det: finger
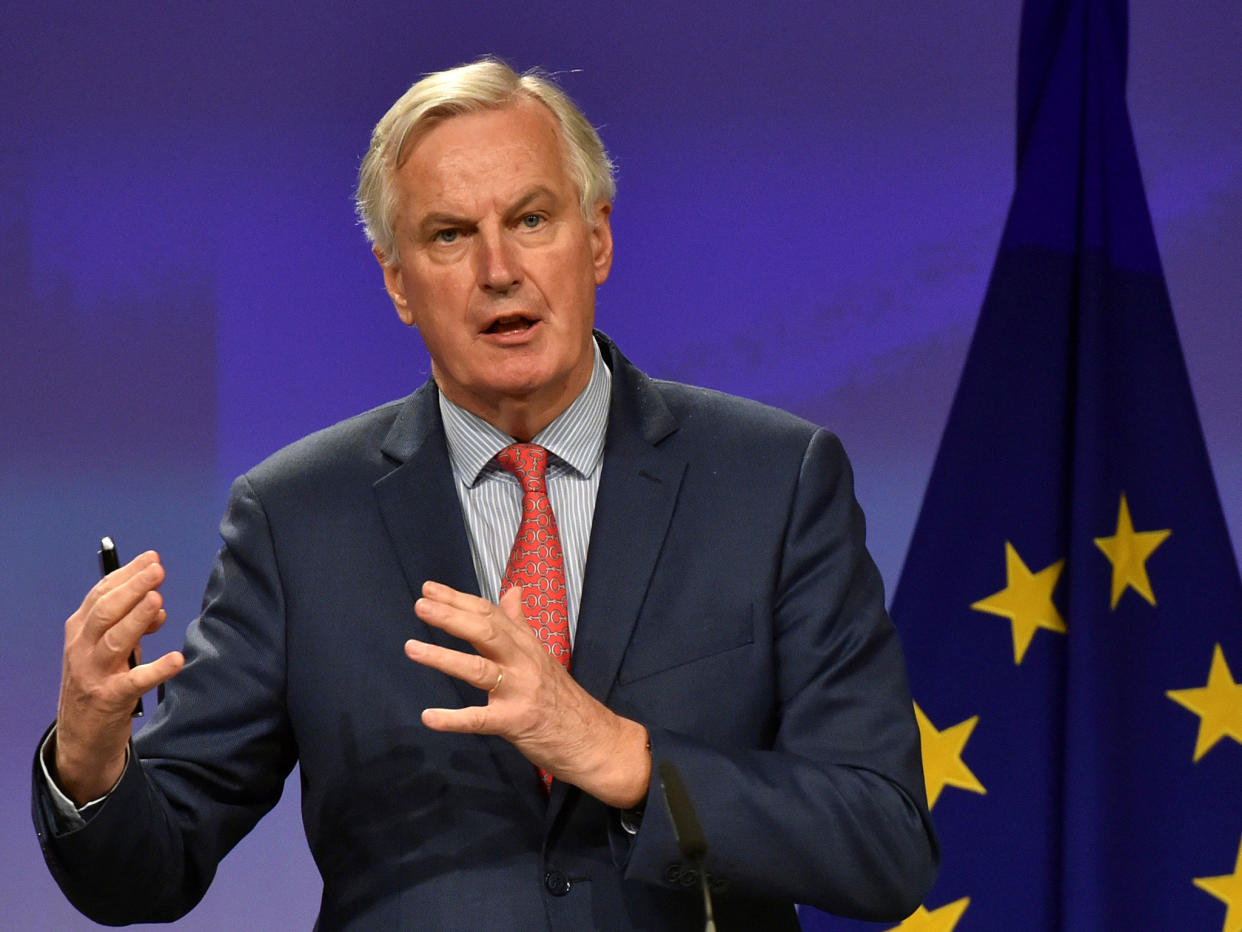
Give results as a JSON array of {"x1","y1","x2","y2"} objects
[
  {"x1": 127, "y1": 650, "x2": 185, "y2": 696},
  {"x1": 82, "y1": 560, "x2": 166, "y2": 643},
  {"x1": 128, "y1": 606, "x2": 170, "y2": 665},
  {"x1": 83, "y1": 551, "x2": 163, "y2": 613},
  {"x1": 497, "y1": 585, "x2": 527, "y2": 626},
  {"x1": 143, "y1": 607, "x2": 169, "y2": 636},
  {"x1": 414, "y1": 592, "x2": 513, "y2": 649},
  {"x1": 404, "y1": 638, "x2": 500, "y2": 691},
  {"x1": 95, "y1": 650, "x2": 185, "y2": 714},
  {"x1": 421, "y1": 704, "x2": 493, "y2": 735},
  {"x1": 420, "y1": 580, "x2": 500, "y2": 616},
  {"x1": 94, "y1": 589, "x2": 165, "y2": 664}
]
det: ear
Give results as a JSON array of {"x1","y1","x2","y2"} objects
[
  {"x1": 375, "y1": 246, "x2": 416, "y2": 326},
  {"x1": 589, "y1": 201, "x2": 613, "y2": 286}
]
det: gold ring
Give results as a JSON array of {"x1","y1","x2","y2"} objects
[{"x1": 490, "y1": 670, "x2": 503, "y2": 693}]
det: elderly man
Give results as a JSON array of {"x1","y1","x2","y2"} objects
[{"x1": 35, "y1": 59, "x2": 936, "y2": 930}]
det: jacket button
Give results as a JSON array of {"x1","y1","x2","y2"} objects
[
  {"x1": 544, "y1": 870, "x2": 571, "y2": 897},
  {"x1": 663, "y1": 862, "x2": 684, "y2": 885}
]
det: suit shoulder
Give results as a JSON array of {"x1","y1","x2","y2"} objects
[
  {"x1": 650, "y1": 378, "x2": 830, "y2": 451},
  {"x1": 242, "y1": 395, "x2": 412, "y2": 492}
]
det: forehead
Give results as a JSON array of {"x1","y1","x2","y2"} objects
[{"x1": 396, "y1": 101, "x2": 572, "y2": 214}]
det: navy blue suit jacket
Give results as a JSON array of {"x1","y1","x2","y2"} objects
[{"x1": 35, "y1": 334, "x2": 936, "y2": 929}]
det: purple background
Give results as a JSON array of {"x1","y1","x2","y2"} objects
[{"x1": 3, "y1": 3, "x2": 1238, "y2": 927}]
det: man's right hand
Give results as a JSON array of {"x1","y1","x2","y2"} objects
[{"x1": 53, "y1": 551, "x2": 185, "y2": 805}]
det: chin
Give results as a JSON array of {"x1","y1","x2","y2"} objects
[{"x1": 489, "y1": 354, "x2": 564, "y2": 387}]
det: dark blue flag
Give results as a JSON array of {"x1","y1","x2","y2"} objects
[{"x1": 802, "y1": 1, "x2": 1242, "y2": 929}]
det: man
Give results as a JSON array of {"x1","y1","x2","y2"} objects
[{"x1": 35, "y1": 59, "x2": 937, "y2": 929}]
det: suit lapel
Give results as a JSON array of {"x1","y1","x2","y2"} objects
[
  {"x1": 571, "y1": 338, "x2": 685, "y2": 705},
  {"x1": 373, "y1": 383, "x2": 479, "y2": 615},
  {"x1": 547, "y1": 338, "x2": 685, "y2": 825},
  {"x1": 548, "y1": 425, "x2": 684, "y2": 822},
  {"x1": 372, "y1": 384, "x2": 545, "y2": 817}
]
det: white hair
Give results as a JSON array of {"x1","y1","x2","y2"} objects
[{"x1": 355, "y1": 58, "x2": 616, "y2": 265}]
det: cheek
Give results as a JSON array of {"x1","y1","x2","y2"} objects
[
  {"x1": 537, "y1": 251, "x2": 597, "y2": 311},
  {"x1": 407, "y1": 268, "x2": 474, "y2": 319}
]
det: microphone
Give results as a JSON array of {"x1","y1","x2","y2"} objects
[{"x1": 658, "y1": 759, "x2": 717, "y2": 932}]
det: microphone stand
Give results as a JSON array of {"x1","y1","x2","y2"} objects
[{"x1": 658, "y1": 759, "x2": 717, "y2": 932}]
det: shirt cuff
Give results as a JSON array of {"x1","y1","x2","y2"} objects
[{"x1": 38, "y1": 725, "x2": 128, "y2": 831}]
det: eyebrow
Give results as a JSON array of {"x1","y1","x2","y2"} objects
[
  {"x1": 416, "y1": 211, "x2": 470, "y2": 237},
  {"x1": 414, "y1": 186, "x2": 560, "y2": 236},
  {"x1": 506, "y1": 187, "x2": 557, "y2": 217}
]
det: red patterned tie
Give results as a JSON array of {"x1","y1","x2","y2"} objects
[{"x1": 496, "y1": 443, "x2": 571, "y2": 792}]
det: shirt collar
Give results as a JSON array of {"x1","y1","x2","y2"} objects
[{"x1": 438, "y1": 338, "x2": 611, "y2": 487}]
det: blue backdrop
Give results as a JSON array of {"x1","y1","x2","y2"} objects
[{"x1": 3, "y1": 2, "x2": 1238, "y2": 928}]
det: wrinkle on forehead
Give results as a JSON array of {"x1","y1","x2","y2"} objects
[{"x1": 398, "y1": 101, "x2": 572, "y2": 222}]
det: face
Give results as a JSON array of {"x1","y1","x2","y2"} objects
[{"x1": 379, "y1": 99, "x2": 612, "y2": 437}]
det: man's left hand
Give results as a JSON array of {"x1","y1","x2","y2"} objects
[{"x1": 406, "y1": 581, "x2": 650, "y2": 808}]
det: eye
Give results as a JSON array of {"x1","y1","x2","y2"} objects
[
  {"x1": 433, "y1": 228, "x2": 460, "y2": 244},
  {"x1": 519, "y1": 213, "x2": 544, "y2": 230}
]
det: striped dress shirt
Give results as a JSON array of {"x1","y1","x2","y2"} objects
[{"x1": 437, "y1": 342, "x2": 611, "y2": 646}]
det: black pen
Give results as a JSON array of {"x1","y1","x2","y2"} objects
[{"x1": 98, "y1": 536, "x2": 144, "y2": 718}]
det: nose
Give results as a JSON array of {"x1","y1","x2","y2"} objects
[{"x1": 477, "y1": 226, "x2": 521, "y2": 295}]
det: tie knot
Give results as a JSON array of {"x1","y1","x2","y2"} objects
[{"x1": 496, "y1": 443, "x2": 548, "y2": 483}]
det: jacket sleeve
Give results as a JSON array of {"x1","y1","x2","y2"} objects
[
  {"x1": 614, "y1": 429, "x2": 938, "y2": 922},
  {"x1": 32, "y1": 475, "x2": 297, "y2": 925}
]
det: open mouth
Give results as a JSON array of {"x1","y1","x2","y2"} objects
[{"x1": 484, "y1": 315, "x2": 536, "y2": 335}]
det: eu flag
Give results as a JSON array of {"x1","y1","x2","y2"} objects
[{"x1": 805, "y1": 0, "x2": 1242, "y2": 929}]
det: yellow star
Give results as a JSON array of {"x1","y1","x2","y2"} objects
[
  {"x1": 886, "y1": 897, "x2": 970, "y2": 931},
  {"x1": 971, "y1": 542, "x2": 1066, "y2": 664},
  {"x1": 1167, "y1": 644, "x2": 1242, "y2": 762},
  {"x1": 1193, "y1": 833, "x2": 1242, "y2": 932},
  {"x1": 913, "y1": 702, "x2": 985, "y2": 808},
  {"x1": 1093, "y1": 493, "x2": 1171, "y2": 609}
]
